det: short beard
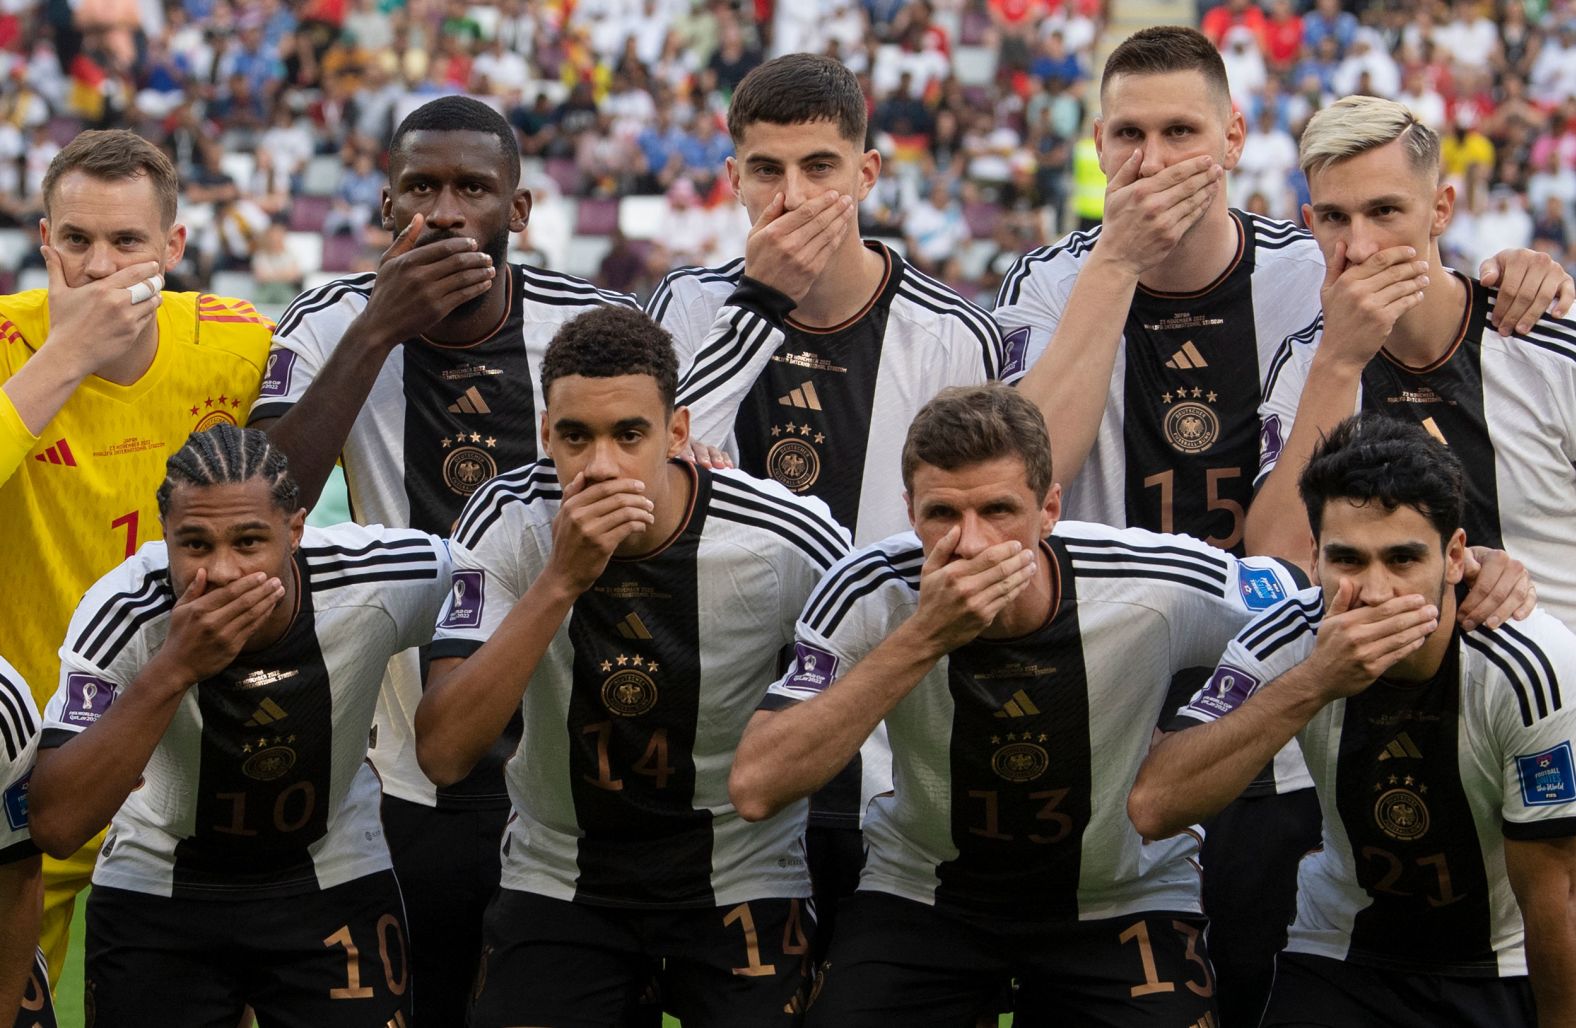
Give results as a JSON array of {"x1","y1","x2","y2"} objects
[{"x1": 425, "y1": 223, "x2": 512, "y2": 323}]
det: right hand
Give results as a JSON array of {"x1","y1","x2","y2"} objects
[
  {"x1": 909, "y1": 529, "x2": 1038, "y2": 654},
  {"x1": 1092, "y1": 150, "x2": 1222, "y2": 277},
  {"x1": 1304, "y1": 578, "x2": 1439, "y2": 701},
  {"x1": 159, "y1": 569, "x2": 286, "y2": 686},
  {"x1": 42, "y1": 246, "x2": 164, "y2": 376},
  {"x1": 742, "y1": 190, "x2": 856, "y2": 303},
  {"x1": 546, "y1": 472, "x2": 656, "y2": 594},
  {"x1": 1316, "y1": 241, "x2": 1431, "y2": 368},
  {"x1": 360, "y1": 213, "x2": 499, "y2": 345}
]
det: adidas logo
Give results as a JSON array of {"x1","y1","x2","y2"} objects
[
  {"x1": 616, "y1": 613, "x2": 653, "y2": 640},
  {"x1": 1378, "y1": 732, "x2": 1423, "y2": 761},
  {"x1": 992, "y1": 689, "x2": 1041, "y2": 718},
  {"x1": 777, "y1": 382, "x2": 823, "y2": 411},
  {"x1": 447, "y1": 387, "x2": 492, "y2": 414},
  {"x1": 244, "y1": 698, "x2": 289, "y2": 727},
  {"x1": 1187, "y1": 1012, "x2": 1219, "y2": 1028},
  {"x1": 34, "y1": 439, "x2": 77, "y2": 466},
  {"x1": 1164, "y1": 342, "x2": 1209, "y2": 369},
  {"x1": 1421, "y1": 417, "x2": 1449, "y2": 446}
]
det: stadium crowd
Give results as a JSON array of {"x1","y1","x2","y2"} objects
[
  {"x1": 0, "y1": 0, "x2": 1569, "y2": 310},
  {"x1": 4, "y1": 1, "x2": 1576, "y2": 1026}
]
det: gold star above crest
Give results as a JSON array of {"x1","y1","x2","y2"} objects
[
  {"x1": 1162, "y1": 391, "x2": 1173, "y2": 404},
  {"x1": 814, "y1": 433, "x2": 825, "y2": 444},
  {"x1": 600, "y1": 660, "x2": 612, "y2": 672},
  {"x1": 770, "y1": 425, "x2": 781, "y2": 437},
  {"x1": 1038, "y1": 733, "x2": 1047, "y2": 743},
  {"x1": 1005, "y1": 732, "x2": 1017, "y2": 742},
  {"x1": 1403, "y1": 775, "x2": 1415, "y2": 787},
  {"x1": 783, "y1": 421, "x2": 797, "y2": 434},
  {"x1": 799, "y1": 424, "x2": 812, "y2": 436},
  {"x1": 1206, "y1": 391, "x2": 1218, "y2": 403},
  {"x1": 255, "y1": 738, "x2": 268, "y2": 750},
  {"x1": 441, "y1": 436, "x2": 452, "y2": 448},
  {"x1": 632, "y1": 656, "x2": 645, "y2": 668},
  {"x1": 1388, "y1": 774, "x2": 1399, "y2": 785},
  {"x1": 485, "y1": 436, "x2": 497, "y2": 448},
  {"x1": 615, "y1": 654, "x2": 629, "y2": 666},
  {"x1": 647, "y1": 661, "x2": 660, "y2": 673},
  {"x1": 470, "y1": 432, "x2": 482, "y2": 443},
  {"x1": 1191, "y1": 387, "x2": 1203, "y2": 398},
  {"x1": 991, "y1": 735, "x2": 1001, "y2": 745},
  {"x1": 242, "y1": 743, "x2": 253, "y2": 754}
]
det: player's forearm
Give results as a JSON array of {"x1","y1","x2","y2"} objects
[
  {"x1": 730, "y1": 621, "x2": 941, "y2": 822},
  {"x1": 1128, "y1": 664, "x2": 1326, "y2": 841},
  {"x1": 1012, "y1": 252, "x2": 1139, "y2": 485},
  {"x1": 28, "y1": 656, "x2": 188, "y2": 857},
  {"x1": 0, "y1": 856, "x2": 41, "y2": 1019},
  {"x1": 415, "y1": 574, "x2": 579, "y2": 787},
  {"x1": 1508, "y1": 838, "x2": 1576, "y2": 1027},
  {"x1": 1529, "y1": 925, "x2": 1576, "y2": 1028},
  {"x1": 1, "y1": 340, "x2": 95, "y2": 438},
  {"x1": 1243, "y1": 356, "x2": 1364, "y2": 564},
  {"x1": 257, "y1": 320, "x2": 397, "y2": 510}
]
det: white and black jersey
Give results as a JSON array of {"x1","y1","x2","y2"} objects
[
  {"x1": 1177, "y1": 591, "x2": 1576, "y2": 975},
  {"x1": 39, "y1": 525, "x2": 450, "y2": 900},
  {"x1": 650, "y1": 242, "x2": 1008, "y2": 546},
  {"x1": 249, "y1": 265, "x2": 637, "y2": 809},
  {"x1": 1, "y1": 655, "x2": 53, "y2": 1028},
  {"x1": 994, "y1": 211, "x2": 1327, "y2": 551},
  {"x1": 1259, "y1": 277, "x2": 1576, "y2": 628},
  {"x1": 762, "y1": 522, "x2": 1304, "y2": 922},
  {"x1": 432, "y1": 460, "x2": 850, "y2": 908}
]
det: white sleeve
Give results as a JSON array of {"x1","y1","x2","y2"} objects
[
  {"x1": 674, "y1": 280, "x2": 795, "y2": 453},
  {"x1": 647, "y1": 270, "x2": 715, "y2": 378},
  {"x1": 379, "y1": 530, "x2": 455, "y2": 652},
  {"x1": 1173, "y1": 546, "x2": 1309, "y2": 672},
  {"x1": 247, "y1": 302, "x2": 337, "y2": 422},
  {"x1": 41, "y1": 565, "x2": 158, "y2": 743},
  {"x1": 430, "y1": 517, "x2": 527, "y2": 659},
  {"x1": 992, "y1": 245, "x2": 1077, "y2": 385},
  {"x1": 1169, "y1": 593, "x2": 1319, "y2": 728},
  {"x1": 1255, "y1": 319, "x2": 1321, "y2": 487},
  {"x1": 1484, "y1": 621, "x2": 1576, "y2": 839},
  {"x1": 0, "y1": 657, "x2": 40, "y2": 863}
]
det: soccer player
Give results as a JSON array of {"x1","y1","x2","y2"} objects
[
  {"x1": 26, "y1": 425, "x2": 450, "y2": 1026},
  {"x1": 729, "y1": 384, "x2": 1305, "y2": 1025},
  {"x1": 1131, "y1": 414, "x2": 1576, "y2": 1027},
  {"x1": 414, "y1": 306, "x2": 850, "y2": 1026},
  {"x1": 248, "y1": 95, "x2": 638, "y2": 1020},
  {"x1": 1, "y1": 655, "x2": 55, "y2": 1028},
  {"x1": 0, "y1": 129, "x2": 272, "y2": 985},
  {"x1": 648, "y1": 52, "x2": 1007, "y2": 940},
  {"x1": 990, "y1": 28, "x2": 1565, "y2": 1019},
  {"x1": 1250, "y1": 96, "x2": 1576, "y2": 631}
]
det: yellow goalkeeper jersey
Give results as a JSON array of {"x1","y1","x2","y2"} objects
[{"x1": 0, "y1": 289, "x2": 273, "y2": 706}]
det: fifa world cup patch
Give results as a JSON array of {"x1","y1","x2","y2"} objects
[
  {"x1": 439, "y1": 570, "x2": 486, "y2": 629},
  {"x1": 258, "y1": 349, "x2": 298, "y2": 397},
  {"x1": 64, "y1": 673, "x2": 117, "y2": 727},
  {"x1": 2, "y1": 773, "x2": 28, "y2": 831},
  {"x1": 1238, "y1": 566, "x2": 1287, "y2": 610},
  {"x1": 1001, "y1": 326, "x2": 1032, "y2": 380},
  {"x1": 1517, "y1": 741, "x2": 1576, "y2": 807},
  {"x1": 1259, "y1": 413, "x2": 1284, "y2": 468},
  {"x1": 1183, "y1": 662, "x2": 1260, "y2": 721},
  {"x1": 786, "y1": 642, "x2": 839, "y2": 694}
]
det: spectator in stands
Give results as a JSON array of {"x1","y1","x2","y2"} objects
[
  {"x1": 903, "y1": 177, "x2": 968, "y2": 279},
  {"x1": 1202, "y1": 0, "x2": 1267, "y2": 50},
  {"x1": 1221, "y1": 25, "x2": 1268, "y2": 107},
  {"x1": 1262, "y1": 0, "x2": 1303, "y2": 72},
  {"x1": 250, "y1": 219, "x2": 302, "y2": 305}
]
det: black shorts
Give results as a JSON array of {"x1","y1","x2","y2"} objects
[
  {"x1": 13, "y1": 948, "x2": 55, "y2": 1028},
  {"x1": 1200, "y1": 787, "x2": 1321, "y2": 1028},
  {"x1": 804, "y1": 824, "x2": 862, "y2": 961},
  {"x1": 1261, "y1": 952, "x2": 1535, "y2": 1028},
  {"x1": 806, "y1": 891, "x2": 1218, "y2": 1028},
  {"x1": 470, "y1": 888, "x2": 813, "y2": 1028},
  {"x1": 84, "y1": 870, "x2": 411, "y2": 1028},
  {"x1": 380, "y1": 794, "x2": 506, "y2": 1028}
]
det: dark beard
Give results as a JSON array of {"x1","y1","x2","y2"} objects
[{"x1": 423, "y1": 223, "x2": 512, "y2": 323}]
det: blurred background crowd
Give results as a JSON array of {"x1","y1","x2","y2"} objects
[{"x1": 0, "y1": 0, "x2": 1570, "y2": 313}]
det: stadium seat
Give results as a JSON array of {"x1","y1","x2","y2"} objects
[
  {"x1": 45, "y1": 116, "x2": 83, "y2": 147},
  {"x1": 563, "y1": 234, "x2": 615, "y2": 278},
  {"x1": 209, "y1": 270, "x2": 258, "y2": 300},
  {"x1": 963, "y1": 200, "x2": 1002, "y2": 239},
  {"x1": 220, "y1": 152, "x2": 256, "y2": 188},
  {"x1": 17, "y1": 267, "x2": 47, "y2": 292},
  {"x1": 302, "y1": 270, "x2": 341, "y2": 292},
  {"x1": 544, "y1": 157, "x2": 584, "y2": 196},
  {"x1": 321, "y1": 233, "x2": 363, "y2": 273},
  {"x1": 283, "y1": 231, "x2": 325, "y2": 275},
  {"x1": 288, "y1": 195, "x2": 333, "y2": 233},
  {"x1": 574, "y1": 197, "x2": 620, "y2": 236},
  {"x1": 302, "y1": 155, "x2": 345, "y2": 197},
  {"x1": 952, "y1": 47, "x2": 998, "y2": 87},
  {"x1": 617, "y1": 196, "x2": 668, "y2": 240},
  {"x1": 0, "y1": 229, "x2": 30, "y2": 271}
]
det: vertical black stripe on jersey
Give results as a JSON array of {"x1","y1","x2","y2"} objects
[
  {"x1": 1120, "y1": 213, "x2": 1264, "y2": 554},
  {"x1": 565, "y1": 465, "x2": 714, "y2": 906},
  {"x1": 731, "y1": 244, "x2": 903, "y2": 534},
  {"x1": 1359, "y1": 280, "x2": 1503, "y2": 549},
  {"x1": 399, "y1": 268, "x2": 536, "y2": 807},
  {"x1": 1334, "y1": 637, "x2": 1496, "y2": 973},
  {"x1": 171, "y1": 553, "x2": 333, "y2": 897},
  {"x1": 934, "y1": 538, "x2": 1092, "y2": 919}
]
